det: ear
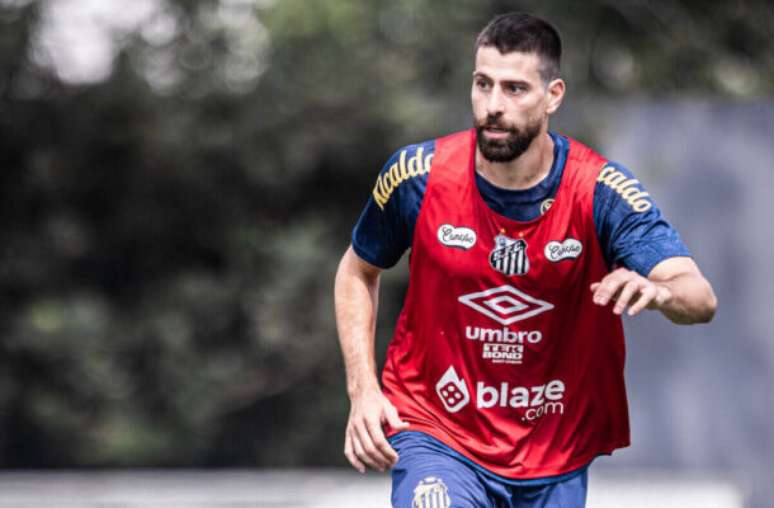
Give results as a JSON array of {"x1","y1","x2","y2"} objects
[{"x1": 545, "y1": 78, "x2": 565, "y2": 115}]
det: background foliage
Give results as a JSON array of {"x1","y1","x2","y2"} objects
[{"x1": 0, "y1": 0, "x2": 771, "y2": 469}]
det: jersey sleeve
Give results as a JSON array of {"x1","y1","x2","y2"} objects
[
  {"x1": 593, "y1": 161, "x2": 692, "y2": 276},
  {"x1": 351, "y1": 141, "x2": 434, "y2": 269}
]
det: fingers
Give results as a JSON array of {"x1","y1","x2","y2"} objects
[
  {"x1": 365, "y1": 416, "x2": 399, "y2": 468},
  {"x1": 351, "y1": 424, "x2": 384, "y2": 471},
  {"x1": 613, "y1": 279, "x2": 642, "y2": 315},
  {"x1": 627, "y1": 284, "x2": 658, "y2": 316},
  {"x1": 591, "y1": 268, "x2": 665, "y2": 317},
  {"x1": 591, "y1": 268, "x2": 630, "y2": 306},
  {"x1": 351, "y1": 416, "x2": 397, "y2": 472},
  {"x1": 344, "y1": 395, "x2": 408, "y2": 473},
  {"x1": 344, "y1": 430, "x2": 366, "y2": 473}
]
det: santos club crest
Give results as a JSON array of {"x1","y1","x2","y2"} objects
[{"x1": 489, "y1": 232, "x2": 529, "y2": 276}]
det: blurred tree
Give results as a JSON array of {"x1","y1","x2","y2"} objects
[{"x1": 0, "y1": 0, "x2": 771, "y2": 467}]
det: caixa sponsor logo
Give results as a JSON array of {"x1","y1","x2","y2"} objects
[
  {"x1": 437, "y1": 224, "x2": 477, "y2": 250},
  {"x1": 544, "y1": 239, "x2": 582, "y2": 262}
]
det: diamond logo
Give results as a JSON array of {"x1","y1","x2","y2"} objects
[{"x1": 458, "y1": 285, "x2": 554, "y2": 325}]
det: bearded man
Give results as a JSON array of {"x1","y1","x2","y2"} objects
[{"x1": 334, "y1": 12, "x2": 716, "y2": 508}]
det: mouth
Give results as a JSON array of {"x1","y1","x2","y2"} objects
[{"x1": 483, "y1": 127, "x2": 510, "y2": 139}]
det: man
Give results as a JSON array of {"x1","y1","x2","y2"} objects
[{"x1": 334, "y1": 12, "x2": 716, "y2": 508}]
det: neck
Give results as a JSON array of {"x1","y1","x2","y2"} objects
[{"x1": 475, "y1": 129, "x2": 555, "y2": 190}]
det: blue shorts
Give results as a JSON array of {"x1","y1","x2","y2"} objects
[{"x1": 390, "y1": 432, "x2": 588, "y2": 508}]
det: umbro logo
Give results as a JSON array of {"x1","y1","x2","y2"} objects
[{"x1": 458, "y1": 285, "x2": 554, "y2": 325}]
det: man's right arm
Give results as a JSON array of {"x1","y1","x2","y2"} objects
[
  {"x1": 334, "y1": 246, "x2": 408, "y2": 473},
  {"x1": 336, "y1": 142, "x2": 431, "y2": 472}
]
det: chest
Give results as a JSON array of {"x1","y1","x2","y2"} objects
[{"x1": 412, "y1": 179, "x2": 596, "y2": 295}]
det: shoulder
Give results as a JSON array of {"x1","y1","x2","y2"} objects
[
  {"x1": 595, "y1": 160, "x2": 654, "y2": 213},
  {"x1": 563, "y1": 135, "x2": 608, "y2": 171},
  {"x1": 383, "y1": 139, "x2": 436, "y2": 167},
  {"x1": 351, "y1": 139, "x2": 436, "y2": 268},
  {"x1": 371, "y1": 139, "x2": 436, "y2": 210},
  {"x1": 590, "y1": 160, "x2": 690, "y2": 274}
]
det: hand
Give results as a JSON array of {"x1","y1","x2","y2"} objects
[
  {"x1": 344, "y1": 389, "x2": 409, "y2": 473},
  {"x1": 590, "y1": 267, "x2": 672, "y2": 317}
]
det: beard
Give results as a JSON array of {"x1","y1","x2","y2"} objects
[{"x1": 475, "y1": 115, "x2": 542, "y2": 163}]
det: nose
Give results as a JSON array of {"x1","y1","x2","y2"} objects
[{"x1": 486, "y1": 87, "x2": 505, "y2": 117}]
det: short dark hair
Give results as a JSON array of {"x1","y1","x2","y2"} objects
[{"x1": 475, "y1": 13, "x2": 562, "y2": 83}]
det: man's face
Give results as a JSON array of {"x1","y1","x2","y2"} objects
[{"x1": 471, "y1": 46, "x2": 561, "y2": 163}]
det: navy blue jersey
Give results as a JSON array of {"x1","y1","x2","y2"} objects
[{"x1": 352, "y1": 132, "x2": 690, "y2": 274}]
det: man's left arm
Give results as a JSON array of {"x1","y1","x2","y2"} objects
[
  {"x1": 590, "y1": 257, "x2": 717, "y2": 324},
  {"x1": 590, "y1": 161, "x2": 717, "y2": 324}
]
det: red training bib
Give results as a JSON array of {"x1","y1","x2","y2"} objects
[{"x1": 382, "y1": 129, "x2": 630, "y2": 478}]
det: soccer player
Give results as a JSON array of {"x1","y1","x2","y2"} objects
[{"x1": 334, "y1": 12, "x2": 716, "y2": 508}]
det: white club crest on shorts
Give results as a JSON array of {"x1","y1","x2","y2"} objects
[
  {"x1": 412, "y1": 476, "x2": 451, "y2": 508},
  {"x1": 489, "y1": 232, "x2": 529, "y2": 276}
]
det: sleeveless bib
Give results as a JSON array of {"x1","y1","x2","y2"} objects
[{"x1": 382, "y1": 129, "x2": 630, "y2": 478}]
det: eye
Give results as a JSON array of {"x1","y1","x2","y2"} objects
[
  {"x1": 475, "y1": 78, "x2": 491, "y2": 91},
  {"x1": 505, "y1": 83, "x2": 526, "y2": 94}
]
